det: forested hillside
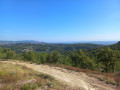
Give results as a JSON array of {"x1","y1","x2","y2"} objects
[
  {"x1": 1, "y1": 43, "x2": 103, "y2": 53},
  {"x1": 109, "y1": 41, "x2": 120, "y2": 50}
]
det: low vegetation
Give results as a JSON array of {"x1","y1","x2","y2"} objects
[{"x1": 0, "y1": 62, "x2": 65, "y2": 90}]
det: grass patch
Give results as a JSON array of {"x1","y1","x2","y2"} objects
[
  {"x1": 36, "y1": 73, "x2": 54, "y2": 81},
  {"x1": 0, "y1": 61, "x2": 66, "y2": 90},
  {"x1": 21, "y1": 83, "x2": 31, "y2": 90}
]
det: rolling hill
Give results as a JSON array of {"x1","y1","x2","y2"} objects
[{"x1": 0, "y1": 43, "x2": 104, "y2": 53}]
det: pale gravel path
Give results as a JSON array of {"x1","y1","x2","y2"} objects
[{"x1": 0, "y1": 60, "x2": 117, "y2": 90}]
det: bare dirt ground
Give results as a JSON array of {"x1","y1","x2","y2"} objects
[{"x1": 0, "y1": 60, "x2": 118, "y2": 90}]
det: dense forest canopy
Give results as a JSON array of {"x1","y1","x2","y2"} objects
[{"x1": 0, "y1": 41, "x2": 120, "y2": 73}]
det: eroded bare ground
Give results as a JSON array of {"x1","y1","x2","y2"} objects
[{"x1": 0, "y1": 60, "x2": 119, "y2": 90}]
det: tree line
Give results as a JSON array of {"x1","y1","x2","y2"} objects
[{"x1": 0, "y1": 46, "x2": 120, "y2": 73}]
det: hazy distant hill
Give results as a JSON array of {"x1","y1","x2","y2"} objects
[
  {"x1": 0, "y1": 40, "x2": 45, "y2": 44},
  {"x1": 68, "y1": 41, "x2": 118, "y2": 45},
  {"x1": 0, "y1": 40, "x2": 117, "y2": 45}
]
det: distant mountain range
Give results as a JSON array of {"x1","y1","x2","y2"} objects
[
  {"x1": 86, "y1": 41, "x2": 118, "y2": 45},
  {"x1": 0, "y1": 40, "x2": 45, "y2": 44},
  {"x1": 0, "y1": 40, "x2": 118, "y2": 45}
]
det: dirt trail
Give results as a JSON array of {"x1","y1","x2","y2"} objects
[{"x1": 0, "y1": 60, "x2": 117, "y2": 90}]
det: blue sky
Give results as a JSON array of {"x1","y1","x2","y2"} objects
[{"x1": 0, "y1": 0, "x2": 120, "y2": 42}]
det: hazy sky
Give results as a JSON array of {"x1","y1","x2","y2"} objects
[{"x1": 0, "y1": 0, "x2": 120, "y2": 42}]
